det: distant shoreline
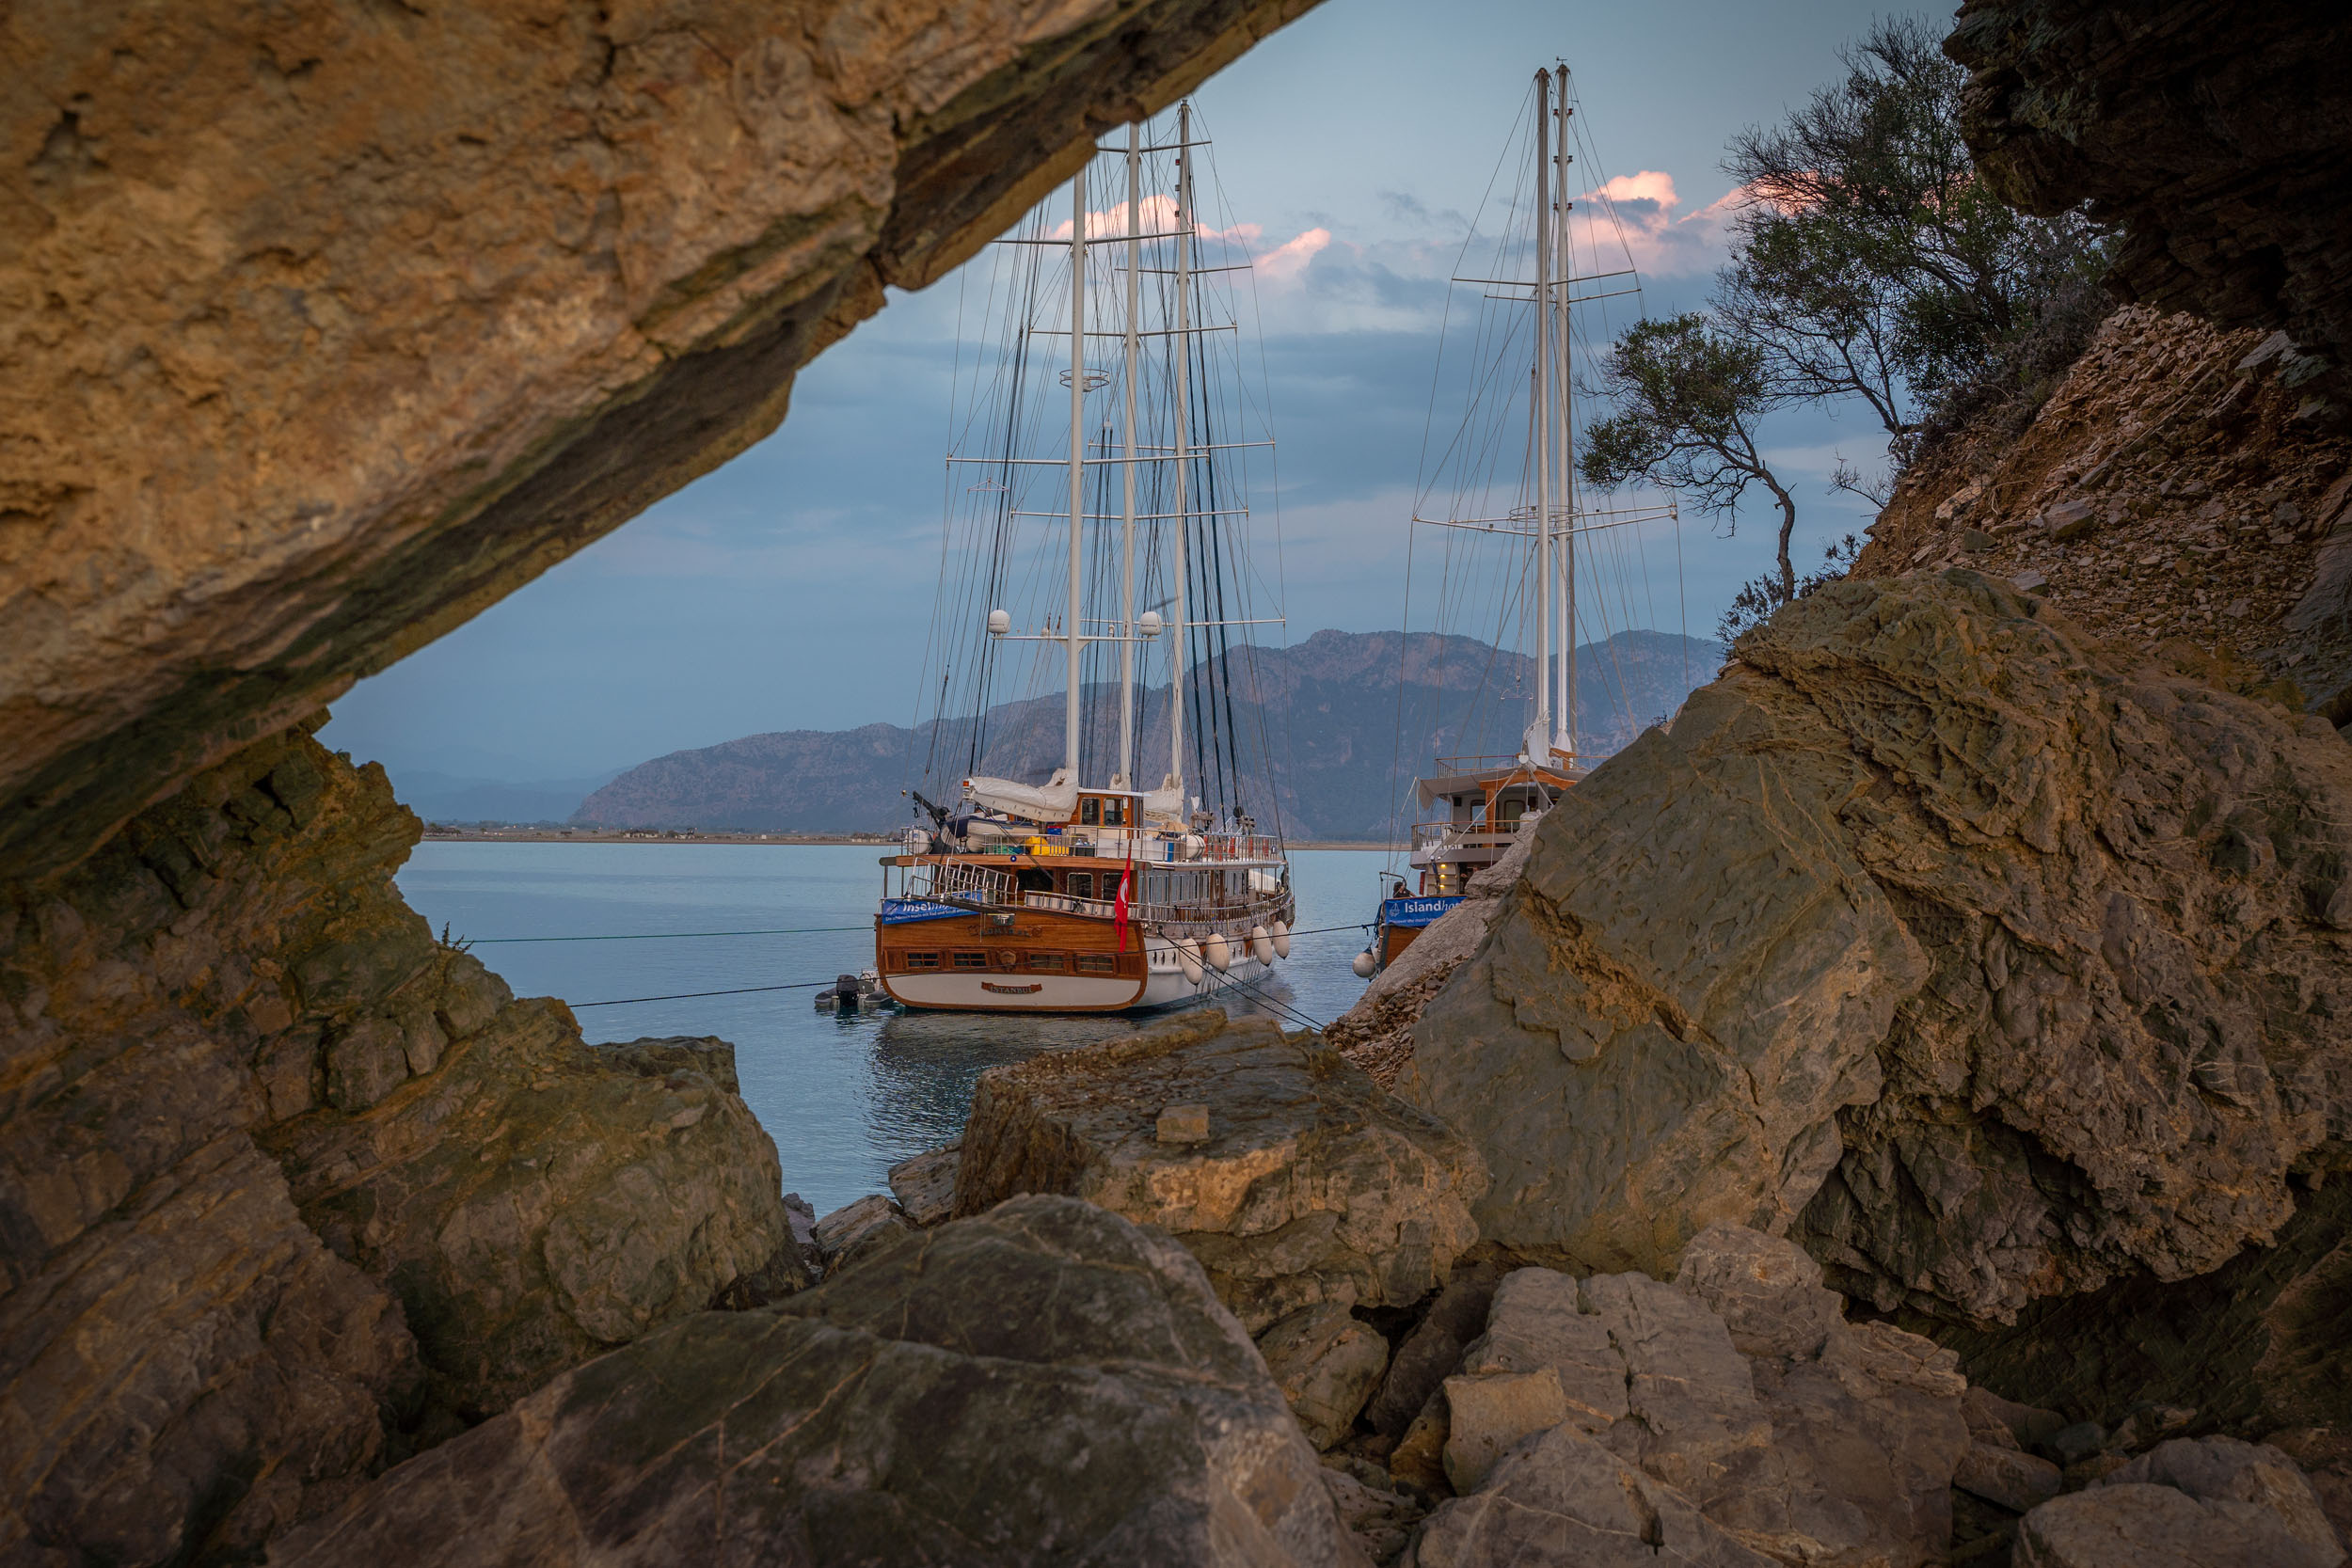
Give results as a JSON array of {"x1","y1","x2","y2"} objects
[{"x1": 418, "y1": 826, "x2": 1400, "y2": 851}]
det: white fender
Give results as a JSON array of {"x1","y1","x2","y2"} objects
[
  {"x1": 1175, "y1": 937, "x2": 1204, "y2": 985},
  {"x1": 1249, "y1": 925, "x2": 1276, "y2": 965},
  {"x1": 1352, "y1": 948, "x2": 1377, "y2": 979},
  {"x1": 1270, "y1": 919, "x2": 1292, "y2": 959},
  {"x1": 1203, "y1": 931, "x2": 1232, "y2": 973}
]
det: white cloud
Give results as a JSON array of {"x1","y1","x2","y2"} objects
[{"x1": 1566, "y1": 170, "x2": 1740, "y2": 278}]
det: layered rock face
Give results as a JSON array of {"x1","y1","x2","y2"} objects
[
  {"x1": 1398, "y1": 571, "x2": 2352, "y2": 1342},
  {"x1": 272, "y1": 1196, "x2": 1366, "y2": 1568},
  {"x1": 1948, "y1": 0, "x2": 2352, "y2": 373},
  {"x1": 0, "y1": 0, "x2": 1320, "y2": 879},
  {"x1": 0, "y1": 728, "x2": 797, "y2": 1560},
  {"x1": 956, "y1": 1010, "x2": 1488, "y2": 1332}
]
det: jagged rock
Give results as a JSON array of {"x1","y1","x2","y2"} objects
[
  {"x1": 0, "y1": 731, "x2": 799, "y2": 1554},
  {"x1": 1457, "y1": 1269, "x2": 1629, "y2": 1433},
  {"x1": 1399, "y1": 572, "x2": 2352, "y2": 1338},
  {"x1": 888, "y1": 1138, "x2": 961, "y2": 1226},
  {"x1": 272, "y1": 1196, "x2": 1368, "y2": 1568},
  {"x1": 1947, "y1": 0, "x2": 2352, "y2": 375},
  {"x1": 1418, "y1": 1229, "x2": 1971, "y2": 1567},
  {"x1": 1, "y1": 0, "x2": 1327, "y2": 879},
  {"x1": 2018, "y1": 1482, "x2": 2341, "y2": 1568},
  {"x1": 1319, "y1": 1465, "x2": 1423, "y2": 1565},
  {"x1": 1955, "y1": 1441, "x2": 2065, "y2": 1513},
  {"x1": 1329, "y1": 829, "x2": 1538, "y2": 1087},
  {"x1": 0, "y1": 1134, "x2": 418, "y2": 1565},
  {"x1": 1675, "y1": 1221, "x2": 1845, "y2": 1361},
  {"x1": 1259, "y1": 1303, "x2": 1392, "y2": 1450},
  {"x1": 1407, "y1": 1423, "x2": 1776, "y2": 1568},
  {"x1": 2097, "y1": 1438, "x2": 2345, "y2": 1561},
  {"x1": 955, "y1": 1010, "x2": 1486, "y2": 1332},
  {"x1": 1362, "y1": 1263, "x2": 1504, "y2": 1440},
  {"x1": 811, "y1": 1192, "x2": 916, "y2": 1276},
  {"x1": 1441, "y1": 1369, "x2": 1572, "y2": 1495},
  {"x1": 1963, "y1": 1385, "x2": 2069, "y2": 1453}
]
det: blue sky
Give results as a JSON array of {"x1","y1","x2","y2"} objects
[{"x1": 326, "y1": 0, "x2": 1926, "y2": 783}]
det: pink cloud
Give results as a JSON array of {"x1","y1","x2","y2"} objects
[
  {"x1": 1565, "y1": 169, "x2": 1739, "y2": 277},
  {"x1": 1254, "y1": 227, "x2": 1331, "y2": 281}
]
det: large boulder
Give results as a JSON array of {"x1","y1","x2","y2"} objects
[
  {"x1": 2017, "y1": 1436, "x2": 2346, "y2": 1567},
  {"x1": 0, "y1": 731, "x2": 798, "y2": 1557},
  {"x1": 1399, "y1": 573, "x2": 2352, "y2": 1336},
  {"x1": 271, "y1": 1195, "x2": 1367, "y2": 1567},
  {"x1": 1, "y1": 0, "x2": 1325, "y2": 879},
  {"x1": 956, "y1": 1011, "x2": 1487, "y2": 1332}
]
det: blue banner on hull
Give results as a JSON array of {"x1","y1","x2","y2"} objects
[
  {"x1": 1380, "y1": 895, "x2": 1462, "y2": 929},
  {"x1": 879, "y1": 898, "x2": 966, "y2": 925}
]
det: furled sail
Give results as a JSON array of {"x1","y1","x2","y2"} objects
[{"x1": 961, "y1": 769, "x2": 1078, "y2": 824}]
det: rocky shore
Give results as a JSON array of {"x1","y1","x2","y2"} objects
[{"x1": 9, "y1": 0, "x2": 2352, "y2": 1562}]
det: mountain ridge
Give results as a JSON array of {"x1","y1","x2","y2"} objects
[{"x1": 574, "y1": 627, "x2": 1721, "y2": 840}]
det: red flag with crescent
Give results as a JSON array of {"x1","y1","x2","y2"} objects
[{"x1": 1115, "y1": 862, "x2": 1133, "y2": 952}]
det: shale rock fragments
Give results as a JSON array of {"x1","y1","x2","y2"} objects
[
  {"x1": 273, "y1": 1195, "x2": 1368, "y2": 1568},
  {"x1": 956, "y1": 1010, "x2": 1487, "y2": 1331}
]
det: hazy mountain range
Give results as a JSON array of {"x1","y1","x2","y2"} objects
[{"x1": 567, "y1": 628, "x2": 1721, "y2": 842}]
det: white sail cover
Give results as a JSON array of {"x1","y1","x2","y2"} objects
[
  {"x1": 961, "y1": 768, "x2": 1077, "y2": 824},
  {"x1": 1139, "y1": 776, "x2": 1187, "y2": 824}
]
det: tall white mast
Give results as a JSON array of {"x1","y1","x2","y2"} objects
[
  {"x1": 1167, "y1": 103, "x2": 1193, "y2": 800},
  {"x1": 1527, "y1": 69, "x2": 1553, "y2": 765},
  {"x1": 1555, "y1": 65, "x2": 1577, "y2": 762},
  {"x1": 1118, "y1": 123, "x2": 1141, "y2": 790},
  {"x1": 1065, "y1": 162, "x2": 1088, "y2": 782}
]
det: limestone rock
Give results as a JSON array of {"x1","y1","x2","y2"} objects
[
  {"x1": 1, "y1": 0, "x2": 1328, "y2": 879},
  {"x1": 1955, "y1": 1442, "x2": 2066, "y2": 1513},
  {"x1": 2017, "y1": 1481, "x2": 2341, "y2": 1568},
  {"x1": 1441, "y1": 1369, "x2": 1571, "y2": 1495},
  {"x1": 811, "y1": 1192, "x2": 917, "y2": 1275},
  {"x1": 1, "y1": 731, "x2": 800, "y2": 1556},
  {"x1": 262, "y1": 1010, "x2": 801, "y2": 1418},
  {"x1": 1259, "y1": 1303, "x2": 1392, "y2": 1450},
  {"x1": 1399, "y1": 572, "x2": 2352, "y2": 1334},
  {"x1": 0, "y1": 1134, "x2": 418, "y2": 1566},
  {"x1": 1947, "y1": 0, "x2": 2352, "y2": 373},
  {"x1": 272, "y1": 1196, "x2": 1368, "y2": 1568},
  {"x1": 1329, "y1": 827, "x2": 1538, "y2": 1087},
  {"x1": 2097, "y1": 1437, "x2": 2345, "y2": 1561},
  {"x1": 888, "y1": 1138, "x2": 961, "y2": 1226},
  {"x1": 1425, "y1": 1233, "x2": 1970, "y2": 1568},
  {"x1": 1675, "y1": 1221, "x2": 1846, "y2": 1361},
  {"x1": 1319, "y1": 1465, "x2": 1424, "y2": 1566},
  {"x1": 1362, "y1": 1263, "x2": 1504, "y2": 1440},
  {"x1": 1408, "y1": 1423, "x2": 1776, "y2": 1568},
  {"x1": 956, "y1": 1010, "x2": 1486, "y2": 1331}
]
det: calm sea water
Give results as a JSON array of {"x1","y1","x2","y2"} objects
[{"x1": 396, "y1": 844, "x2": 1392, "y2": 1214}]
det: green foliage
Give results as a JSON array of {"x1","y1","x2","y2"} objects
[
  {"x1": 1716, "y1": 533, "x2": 1863, "y2": 645},
  {"x1": 1581, "y1": 313, "x2": 1802, "y2": 595},
  {"x1": 1718, "y1": 16, "x2": 2107, "y2": 454}
]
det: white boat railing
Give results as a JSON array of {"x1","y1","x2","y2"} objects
[
  {"x1": 915, "y1": 860, "x2": 1017, "y2": 906},
  {"x1": 1017, "y1": 888, "x2": 1288, "y2": 942}
]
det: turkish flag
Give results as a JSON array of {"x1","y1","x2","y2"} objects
[{"x1": 1114, "y1": 863, "x2": 1133, "y2": 953}]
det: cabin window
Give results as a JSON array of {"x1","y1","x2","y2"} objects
[
  {"x1": 1067, "y1": 872, "x2": 1095, "y2": 900},
  {"x1": 1498, "y1": 797, "x2": 1525, "y2": 825},
  {"x1": 1079, "y1": 798, "x2": 1101, "y2": 827},
  {"x1": 1075, "y1": 953, "x2": 1117, "y2": 974},
  {"x1": 900, "y1": 951, "x2": 940, "y2": 971},
  {"x1": 951, "y1": 951, "x2": 989, "y2": 970},
  {"x1": 1025, "y1": 952, "x2": 1067, "y2": 973},
  {"x1": 1101, "y1": 798, "x2": 1125, "y2": 826}
]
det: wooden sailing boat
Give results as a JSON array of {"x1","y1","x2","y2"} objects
[
  {"x1": 1359, "y1": 65, "x2": 1676, "y2": 975},
  {"x1": 878, "y1": 104, "x2": 1295, "y2": 1013}
]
